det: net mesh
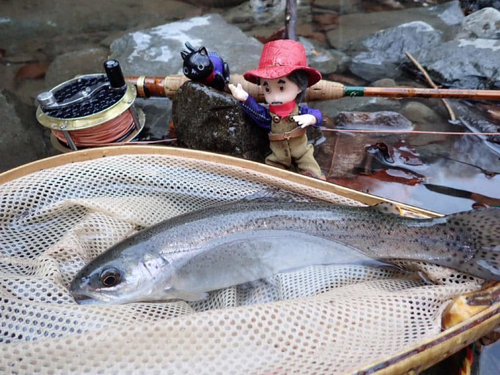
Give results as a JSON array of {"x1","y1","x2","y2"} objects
[{"x1": 0, "y1": 153, "x2": 484, "y2": 374}]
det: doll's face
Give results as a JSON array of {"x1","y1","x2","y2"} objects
[{"x1": 261, "y1": 77, "x2": 301, "y2": 105}]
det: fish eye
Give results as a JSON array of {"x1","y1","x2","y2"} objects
[
  {"x1": 100, "y1": 268, "x2": 121, "y2": 287},
  {"x1": 198, "y1": 64, "x2": 204, "y2": 70}
]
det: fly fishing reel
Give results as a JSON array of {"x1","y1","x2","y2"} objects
[{"x1": 36, "y1": 60, "x2": 145, "y2": 152}]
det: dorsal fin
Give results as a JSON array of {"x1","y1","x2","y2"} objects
[{"x1": 372, "y1": 202, "x2": 405, "y2": 216}]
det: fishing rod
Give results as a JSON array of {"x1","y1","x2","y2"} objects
[{"x1": 125, "y1": 74, "x2": 500, "y2": 102}]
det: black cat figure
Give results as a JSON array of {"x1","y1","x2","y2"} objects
[{"x1": 180, "y1": 42, "x2": 230, "y2": 92}]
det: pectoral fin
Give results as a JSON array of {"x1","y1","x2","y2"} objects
[{"x1": 163, "y1": 288, "x2": 209, "y2": 302}]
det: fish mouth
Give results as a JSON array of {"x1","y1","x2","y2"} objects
[{"x1": 71, "y1": 291, "x2": 99, "y2": 305}]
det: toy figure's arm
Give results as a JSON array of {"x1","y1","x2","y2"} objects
[
  {"x1": 295, "y1": 106, "x2": 323, "y2": 128},
  {"x1": 229, "y1": 83, "x2": 272, "y2": 130},
  {"x1": 241, "y1": 95, "x2": 272, "y2": 130}
]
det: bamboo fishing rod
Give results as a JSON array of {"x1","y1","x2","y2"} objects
[{"x1": 126, "y1": 74, "x2": 500, "y2": 102}]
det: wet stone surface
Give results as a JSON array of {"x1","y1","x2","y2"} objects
[
  {"x1": 172, "y1": 81, "x2": 269, "y2": 161},
  {"x1": 110, "y1": 14, "x2": 263, "y2": 77}
]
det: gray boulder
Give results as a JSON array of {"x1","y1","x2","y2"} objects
[
  {"x1": 110, "y1": 14, "x2": 263, "y2": 77},
  {"x1": 400, "y1": 101, "x2": 443, "y2": 124},
  {"x1": 457, "y1": 7, "x2": 500, "y2": 39},
  {"x1": 327, "y1": 1, "x2": 463, "y2": 51},
  {"x1": 315, "y1": 97, "x2": 401, "y2": 118},
  {"x1": 413, "y1": 38, "x2": 500, "y2": 89},
  {"x1": 172, "y1": 81, "x2": 269, "y2": 161},
  {"x1": 0, "y1": 0, "x2": 198, "y2": 46},
  {"x1": 335, "y1": 111, "x2": 414, "y2": 131},
  {"x1": 298, "y1": 37, "x2": 342, "y2": 75},
  {"x1": 45, "y1": 47, "x2": 110, "y2": 89},
  {"x1": 350, "y1": 21, "x2": 442, "y2": 82},
  {"x1": 0, "y1": 90, "x2": 55, "y2": 172}
]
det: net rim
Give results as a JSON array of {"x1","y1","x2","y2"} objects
[{"x1": 0, "y1": 146, "x2": 440, "y2": 219}]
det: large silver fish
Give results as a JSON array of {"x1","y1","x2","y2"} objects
[{"x1": 70, "y1": 201, "x2": 500, "y2": 304}]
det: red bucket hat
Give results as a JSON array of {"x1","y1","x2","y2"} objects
[{"x1": 243, "y1": 39, "x2": 322, "y2": 87}]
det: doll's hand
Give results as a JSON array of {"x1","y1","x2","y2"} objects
[
  {"x1": 293, "y1": 114, "x2": 317, "y2": 128},
  {"x1": 228, "y1": 83, "x2": 249, "y2": 102}
]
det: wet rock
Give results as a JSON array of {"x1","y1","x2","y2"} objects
[
  {"x1": 329, "y1": 50, "x2": 351, "y2": 74},
  {"x1": 369, "y1": 78, "x2": 397, "y2": 87},
  {"x1": 0, "y1": 90, "x2": 55, "y2": 172},
  {"x1": 223, "y1": 1, "x2": 314, "y2": 42},
  {"x1": 350, "y1": 21, "x2": 442, "y2": 82},
  {"x1": 110, "y1": 14, "x2": 263, "y2": 77},
  {"x1": 459, "y1": 0, "x2": 500, "y2": 15},
  {"x1": 224, "y1": 0, "x2": 311, "y2": 27},
  {"x1": 184, "y1": 0, "x2": 247, "y2": 7},
  {"x1": 298, "y1": 37, "x2": 341, "y2": 75},
  {"x1": 335, "y1": 111, "x2": 414, "y2": 131},
  {"x1": 313, "y1": 0, "x2": 362, "y2": 14},
  {"x1": 318, "y1": 111, "x2": 414, "y2": 178},
  {"x1": 315, "y1": 97, "x2": 401, "y2": 118},
  {"x1": 451, "y1": 101, "x2": 500, "y2": 144},
  {"x1": 413, "y1": 38, "x2": 500, "y2": 89},
  {"x1": 45, "y1": 47, "x2": 109, "y2": 89},
  {"x1": 172, "y1": 81, "x2": 268, "y2": 161},
  {"x1": 327, "y1": 1, "x2": 463, "y2": 50},
  {"x1": 400, "y1": 101, "x2": 443, "y2": 124},
  {"x1": 457, "y1": 7, "x2": 500, "y2": 39},
  {"x1": 0, "y1": 1, "x2": 198, "y2": 46},
  {"x1": 135, "y1": 98, "x2": 173, "y2": 141}
]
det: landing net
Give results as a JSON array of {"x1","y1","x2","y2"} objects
[{"x1": 0, "y1": 152, "x2": 483, "y2": 374}]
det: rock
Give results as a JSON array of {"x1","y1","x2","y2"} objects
[
  {"x1": 350, "y1": 21, "x2": 442, "y2": 82},
  {"x1": 184, "y1": 0, "x2": 247, "y2": 7},
  {"x1": 45, "y1": 47, "x2": 109, "y2": 89},
  {"x1": 335, "y1": 111, "x2": 414, "y2": 131},
  {"x1": 172, "y1": 81, "x2": 268, "y2": 161},
  {"x1": 224, "y1": 0, "x2": 311, "y2": 26},
  {"x1": 459, "y1": 0, "x2": 500, "y2": 15},
  {"x1": 400, "y1": 101, "x2": 443, "y2": 124},
  {"x1": 327, "y1": 1, "x2": 464, "y2": 50},
  {"x1": 329, "y1": 50, "x2": 351, "y2": 74},
  {"x1": 298, "y1": 37, "x2": 340, "y2": 75},
  {"x1": 0, "y1": 1, "x2": 199, "y2": 46},
  {"x1": 313, "y1": 0, "x2": 361, "y2": 14},
  {"x1": 0, "y1": 90, "x2": 55, "y2": 172},
  {"x1": 369, "y1": 78, "x2": 397, "y2": 87},
  {"x1": 315, "y1": 97, "x2": 401, "y2": 118},
  {"x1": 457, "y1": 7, "x2": 500, "y2": 39},
  {"x1": 110, "y1": 14, "x2": 263, "y2": 77},
  {"x1": 413, "y1": 38, "x2": 500, "y2": 89},
  {"x1": 451, "y1": 101, "x2": 500, "y2": 144},
  {"x1": 135, "y1": 98, "x2": 173, "y2": 141}
]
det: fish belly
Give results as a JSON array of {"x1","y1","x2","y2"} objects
[{"x1": 169, "y1": 230, "x2": 391, "y2": 297}]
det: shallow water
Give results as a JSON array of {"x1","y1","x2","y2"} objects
[{"x1": 1, "y1": 0, "x2": 499, "y2": 373}]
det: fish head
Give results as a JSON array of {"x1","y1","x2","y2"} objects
[{"x1": 70, "y1": 242, "x2": 175, "y2": 305}]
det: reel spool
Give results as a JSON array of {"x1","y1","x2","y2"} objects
[{"x1": 36, "y1": 60, "x2": 145, "y2": 152}]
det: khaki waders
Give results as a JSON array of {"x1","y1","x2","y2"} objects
[{"x1": 266, "y1": 105, "x2": 322, "y2": 178}]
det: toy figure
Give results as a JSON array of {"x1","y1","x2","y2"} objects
[
  {"x1": 181, "y1": 42, "x2": 230, "y2": 92},
  {"x1": 229, "y1": 39, "x2": 324, "y2": 179}
]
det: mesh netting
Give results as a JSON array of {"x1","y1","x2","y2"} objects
[{"x1": 0, "y1": 153, "x2": 484, "y2": 374}]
